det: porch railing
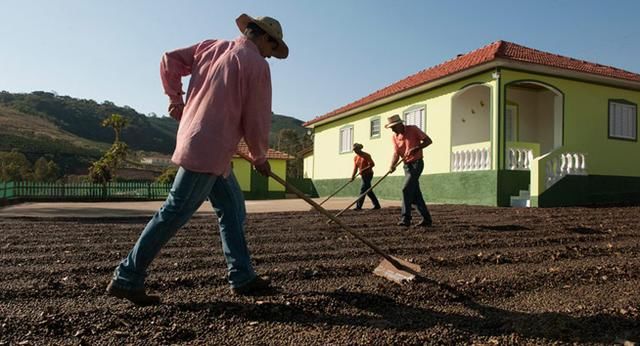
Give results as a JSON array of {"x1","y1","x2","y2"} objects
[
  {"x1": 531, "y1": 148, "x2": 588, "y2": 197},
  {"x1": 451, "y1": 141, "x2": 491, "y2": 172},
  {"x1": 544, "y1": 152, "x2": 588, "y2": 188},
  {"x1": 506, "y1": 142, "x2": 540, "y2": 171}
]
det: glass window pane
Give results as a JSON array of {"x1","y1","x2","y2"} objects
[
  {"x1": 610, "y1": 102, "x2": 637, "y2": 139},
  {"x1": 370, "y1": 118, "x2": 380, "y2": 137}
]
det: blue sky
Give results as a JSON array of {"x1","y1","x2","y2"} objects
[{"x1": 1, "y1": 0, "x2": 639, "y2": 122}]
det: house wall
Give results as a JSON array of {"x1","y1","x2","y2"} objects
[
  {"x1": 451, "y1": 86, "x2": 491, "y2": 146},
  {"x1": 507, "y1": 87, "x2": 556, "y2": 153},
  {"x1": 536, "y1": 91, "x2": 556, "y2": 153},
  {"x1": 303, "y1": 154, "x2": 314, "y2": 179},
  {"x1": 311, "y1": 71, "x2": 500, "y2": 206},
  {"x1": 310, "y1": 66, "x2": 639, "y2": 206},
  {"x1": 232, "y1": 158, "x2": 252, "y2": 191},
  {"x1": 508, "y1": 88, "x2": 538, "y2": 142},
  {"x1": 269, "y1": 160, "x2": 286, "y2": 192},
  {"x1": 501, "y1": 69, "x2": 640, "y2": 177},
  {"x1": 231, "y1": 158, "x2": 286, "y2": 193},
  {"x1": 312, "y1": 71, "x2": 497, "y2": 181}
]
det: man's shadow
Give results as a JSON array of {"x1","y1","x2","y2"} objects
[{"x1": 175, "y1": 281, "x2": 639, "y2": 344}]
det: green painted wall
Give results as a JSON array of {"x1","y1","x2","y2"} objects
[
  {"x1": 269, "y1": 160, "x2": 287, "y2": 192},
  {"x1": 500, "y1": 69, "x2": 640, "y2": 177},
  {"x1": 497, "y1": 170, "x2": 530, "y2": 206},
  {"x1": 232, "y1": 157, "x2": 287, "y2": 195},
  {"x1": 232, "y1": 159, "x2": 252, "y2": 191},
  {"x1": 313, "y1": 170, "x2": 498, "y2": 206},
  {"x1": 531, "y1": 175, "x2": 640, "y2": 207},
  {"x1": 311, "y1": 71, "x2": 498, "y2": 180}
]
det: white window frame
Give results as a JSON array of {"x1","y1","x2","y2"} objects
[
  {"x1": 609, "y1": 100, "x2": 637, "y2": 141},
  {"x1": 403, "y1": 105, "x2": 426, "y2": 131},
  {"x1": 505, "y1": 104, "x2": 519, "y2": 142},
  {"x1": 339, "y1": 125, "x2": 354, "y2": 154},
  {"x1": 370, "y1": 117, "x2": 381, "y2": 138}
]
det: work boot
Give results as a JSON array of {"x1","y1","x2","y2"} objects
[
  {"x1": 106, "y1": 280, "x2": 160, "y2": 306},
  {"x1": 371, "y1": 205, "x2": 381, "y2": 210},
  {"x1": 231, "y1": 276, "x2": 272, "y2": 296},
  {"x1": 416, "y1": 218, "x2": 433, "y2": 227},
  {"x1": 397, "y1": 220, "x2": 410, "y2": 227}
]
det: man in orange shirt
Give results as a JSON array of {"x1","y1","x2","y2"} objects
[
  {"x1": 350, "y1": 143, "x2": 381, "y2": 210},
  {"x1": 386, "y1": 114, "x2": 433, "y2": 227}
]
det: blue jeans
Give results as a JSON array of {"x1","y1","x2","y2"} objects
[
  {"x1": 401, "y1": 159, "x2": 432, "y2": 222},
  {"x1": 112, "y1": 167, "x2": 256, "y2": 289},
  {"x1": 355, "y1": 171, "x2": 380, "y2": 209}
]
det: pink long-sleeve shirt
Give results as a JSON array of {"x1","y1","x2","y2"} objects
[{"x1": 160, "y1": 36, "x2": 272, "y2": 177}]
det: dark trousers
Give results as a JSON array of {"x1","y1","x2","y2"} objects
[
  {"x1": 401, "y1": 160, "x2": 431, "y2": 222},
  {"x1": 356, "y1": 171, "x2": 380, "y2": 209}
]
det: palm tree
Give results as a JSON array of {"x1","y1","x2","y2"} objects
[{"x1": 101, "y1": 113, "x2": 129, "y2": 143}]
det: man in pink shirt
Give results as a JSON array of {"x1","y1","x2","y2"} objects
[
  {"x1": 386, "y1": 114, "x2": 434, "y2": 228},
  {"x1": 106, "y1": 14, "x2": 289, "y2": 306}
]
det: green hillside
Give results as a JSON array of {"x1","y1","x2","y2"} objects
[
  {"x1": 0, "y1": 91, "x2": 308, "y2": 174},
  {"x1": 0, "y1": 91, "x2": 177, "y2": 154},
  {"x1": 270, "y1": 113, "x2": 307, "y2": 145}
]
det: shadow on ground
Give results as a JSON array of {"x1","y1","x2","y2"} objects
[{"x1": 174, "y1": 287, "x2": 639, "y2": 344}]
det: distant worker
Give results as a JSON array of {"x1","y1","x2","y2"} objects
[
  {"x1": 106, "y1": 13, "x2": 289, "y2": 306},
  {"x1": 386, "y1": 114, "x2": 433, "y2": 227},
  {"x1": 351, "y1": 143, "x2": 381, "y2": 210}
]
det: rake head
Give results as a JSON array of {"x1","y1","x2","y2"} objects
[{"x1": 373, "y1": 256, "x2": 421, "y2": 284}]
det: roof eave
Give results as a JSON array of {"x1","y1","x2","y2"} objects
[
  {"x1": 305, "y1": 61, "x2": 503, "y2": 128},
  {"x1": 501, "y1": 60, "x2": 640, "y2": 90},
  {"x1": 306, "y1": 58, "x2": 640, "y2": 129}
]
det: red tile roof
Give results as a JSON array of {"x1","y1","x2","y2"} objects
[
  {"x1": 234, "y1": 139, "x2": 294, "y2": 160},
  {"x1": 304, "y1": 40, "x2": 640, "y2": 126}
]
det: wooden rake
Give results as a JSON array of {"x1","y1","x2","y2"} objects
[
  {"x1": 317, "y1": 166, "x2": 369, "y2": 207},
  {"x1": 238, "y1": 152, "x2": 419, "y2": 284},
  {"x1": 328, "y1": 159, "x2": 404, "y2": 223}
]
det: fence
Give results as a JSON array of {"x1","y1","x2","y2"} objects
[
  {"x1": 0, "y1": 178, "x2": 319, "y2": 205},
  {"x1": 0, "y1": 181, "x2": 172, "y2": 204}
]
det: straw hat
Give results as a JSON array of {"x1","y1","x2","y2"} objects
[
  {"x1": 352, "y1": 143, "x2": 363, "y2": 151},
  {"x1": 384, "y1": 114, "x2": 403, "y2": 128},
  {"x1": 236, "y1": 13, "x2": 289, "y2": 59}
]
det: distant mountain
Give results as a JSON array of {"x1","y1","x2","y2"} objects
[
  {"x1": 270, "y1": 113, "x2": 307, "y2": 146},
  {"x1": 0, "y1": 91, "x2": 307, "y2": 173}
]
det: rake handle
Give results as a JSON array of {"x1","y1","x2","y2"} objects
[
  {"x1": 237, "y1": 152, "x2": 401, "y2": 267},
  {"x1": 330, "y1": 159, "x2": 404, "y2": 221},
  {"x1": 318, "y1": 167, "x2": 365, "y2": 206}
]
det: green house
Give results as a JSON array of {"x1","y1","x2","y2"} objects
[
  {"x1": 303, "y1": 41, "x2": 640, "y2": 207},
  {"x1": 232, "y1": 140, "x2": 292, "y2": 199}
]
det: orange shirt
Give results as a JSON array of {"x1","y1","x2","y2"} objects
[
  {"x1": 392, "y1": 125, "x2": 428, "y2": 163},
  {"x1": 354, "y1": 152, "x2": 375, "y2": 174}
]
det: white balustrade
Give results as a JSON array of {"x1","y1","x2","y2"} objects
[
  {"x1": 544, "y1": 152, "x2": 587, "y2": 188},
  {"x1": 507, "y1": 147, "x2": 534, "y2": 170},
  {"x1": 451, "y1": 147, "x2": 491, "y2": 172}
]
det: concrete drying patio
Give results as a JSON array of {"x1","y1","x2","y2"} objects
[{"x1": 0, "y1": 198, "x2": 401, "y2": 218}]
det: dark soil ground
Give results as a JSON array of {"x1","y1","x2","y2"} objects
[{"x1": 1, "y1": 205, "x2": 639, "y2": 345}]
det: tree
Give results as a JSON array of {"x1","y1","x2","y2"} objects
[
  {"x1": 89, "y1": 114, "x2": 130, "y2": 183},
  {"x1": 88, "y1": 160, "x2": 112, "y2": 184},
  {"x1": 101, "y1": 113, "x2": 129, "y2": 143},
  {"x1": 33, "y1": 157, "x2": 60, "y2": 182},
  {"x1": 0, "y1": 151, "x2": 33, "y2": 181},
  {"x1": 155, "y1": 166, "x2": 178, "y2": 184},
  {"x1": 275, "y1": 129, "x2": 314, "y2": 179},
  {"x1": 276, "y1": 129, "x2": 300, "y2": 153}
]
